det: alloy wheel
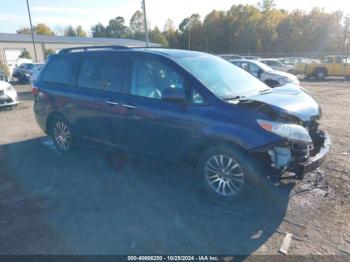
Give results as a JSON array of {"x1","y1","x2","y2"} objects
[
  {"x1": 53, "y1": 120, "x2": 72, "y2": 151},
  {"x1": 204, "y1": 154, "x2": 245, "y2": 197}
]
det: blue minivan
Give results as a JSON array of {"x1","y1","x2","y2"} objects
[{"x1": 33, "y1": 46, "x2": 330, "y2": 201}]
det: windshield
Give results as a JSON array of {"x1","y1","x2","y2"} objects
[
  {"x1": 252, "y1": 60, "x2": 274, "y2": 72},
  {"x1": 176, "y1": 54, "x2": 269, "y2": 99}
]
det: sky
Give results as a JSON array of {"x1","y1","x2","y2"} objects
[{"x1": 0, "y1": 0, "x2": 349, "y2": 35}]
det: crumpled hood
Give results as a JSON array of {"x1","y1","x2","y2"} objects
[{"x1": 237, "y1": 86, "x2": 320, "y2": 122}]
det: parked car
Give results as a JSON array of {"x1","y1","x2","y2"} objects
[
  {"x1": 295, "y1": 55, "x2": 350, "y2": 80},
  {"x1": 219, "y1": 54, "x2": 243, "y2": 60},
  {"x1": 29, "y1": 64, "x2": 44, "y2": 84},
  {"x1": 243, "y1": 56, "x2": 261, "y2": 60},
  {"x1": 12, "y1": 63, "x2": 42, "y2": 83},
  {"x1": 230, "y1": 59, "x2": 299, "y2": 87},
  {"x1": 33, "y1": 46, "x2": 330, "y2": 201},
  {"x1": 259, "y1": 59, "x2": 294, "y2": 73},
  {"x1": 0, "y1": 81, "x2": 18, "y2": 109},
  {"x1": 0, "y1": 69, "x2": 9, "y2": 82}
]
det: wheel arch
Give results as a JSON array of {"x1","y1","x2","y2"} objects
[
  {"x1": 313, "y1": 67, "x2": 328, "y2": 76},
  {"x1": 191, "y1": 136, "x2": 247, "y2": 166}
]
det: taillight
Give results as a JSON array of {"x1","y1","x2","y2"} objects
[{"x1": 31, "y1": 85, "x2": 39, "y2": 95}]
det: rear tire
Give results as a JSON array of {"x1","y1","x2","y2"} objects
[
  {"x1": 197, "y1": 145, "x2": 262, "y2": 202},
  {"x1": 314, "y1": 69, "x2": 326, "y2": 81},
  {"x1": 50, "y1": 116, "x2": 75, "y2": 153}
]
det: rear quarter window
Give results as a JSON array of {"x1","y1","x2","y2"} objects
[{"x1": 42, "y1": 56, "x2": 77, "y2": 85}]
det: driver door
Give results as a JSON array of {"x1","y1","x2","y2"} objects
[{"x1": 123, "y1": 55, "x2": 193, "y2": 163}]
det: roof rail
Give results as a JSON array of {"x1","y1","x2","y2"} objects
[{"x1": 58, "y1": 45, "x2": 131, "y2": 54}]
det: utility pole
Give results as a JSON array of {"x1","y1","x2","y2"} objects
[
  {"x1": 187, "y1": 21, "x2": 192, "y2": 50},
  {"x1": 343, "y1": 15, "x2": 350, "y2": 80},
  {"x1": 142, "y1": 0, "x2": 149, "y2": 47},
  {"x1": 26, "y1": 0, "x2": 38, "y2": 62}
]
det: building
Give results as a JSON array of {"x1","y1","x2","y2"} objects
[{"x1": 0, "y1": 32, "x2": 160, "y2": 74}]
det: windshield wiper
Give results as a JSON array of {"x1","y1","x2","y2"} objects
[
  {"x1": 259, "y1": 89, "x2": 272, "y2": 94},
  {"x1": 223, "y1": 95, "x2": 245, "y2": 101}
]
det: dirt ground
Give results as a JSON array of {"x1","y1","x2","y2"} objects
[{"x1": 0, "y1": 81, "x2": 349, "y2": 256}]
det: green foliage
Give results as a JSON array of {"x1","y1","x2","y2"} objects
[
  {"x1": 44, "y1": 48, "x2": 55, "y2": 59},
  {"x1": 149, "y1": 27, "x2": 168, "y2": 47},
  {"x1": 16, "y1": 24, "x2": 54, "y2": 35},
  {"x1": 130, "y1": 10, "x2": 145, "y2": 36},
  {"x1": 64, "y1": 25, "x2": 77, "y2": 36},
  {"x1": 63, "y1": 25, "x2": 86, "y2": 37},
  {"x1": 163, "y1": 19, "x2": 178, "y2": 48},
  {"x1": 34, "y1": 23, "x2": 55, "y2": 35},
  {"x1": 16, "y1": 27, "x2": 32, "y2": 34},
  {"x1": 76, "y1": 26, "x2": 87, "y2": 37},
  {"x1": 91, "y1": 17, "x2": 128, "y2": 38},
  {"x1": 91, "y1": 23, "x2": 108, "y2": 37},
  {"x1": 0, "y1": 63, "x2": 10, "y2": 77},
  {"x1": 89, "y1": 2, "x2": 346, "y2": 53},
  {"x1": 15, "y1": 1, "x2": 347, "y2": 54},
  {"x1": 107, "y1": 17, "x2": 128, "y2": 38},
  {"x1": 19, "y1": 50, "x2": 31, "y2": 59}
]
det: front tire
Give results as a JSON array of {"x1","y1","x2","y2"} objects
[
  {"x1": 50, "y1": 116, "x2": 75, "y2": 153},
  {"x1": 197, "y1": 145, "x2": 261, "y2": 202}
]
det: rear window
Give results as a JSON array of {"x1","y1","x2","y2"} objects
[
  {"x1": 42, "y1": 56, "x2": 77, "y2": 85},
  {"x1": 77, "y1": 55, "x2": 127, "y2": 92}
]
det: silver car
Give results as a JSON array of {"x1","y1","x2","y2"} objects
[{"x1": 230, "y1": 59, "x2": 299, "y2": 88}]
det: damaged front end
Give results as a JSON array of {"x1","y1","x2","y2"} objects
[
  {"x1": 236, "y1": 86, "x2": 331, "y2": 178},
  {"x1": 258, "y1": 119, "x2": 331, "y2": 178}
]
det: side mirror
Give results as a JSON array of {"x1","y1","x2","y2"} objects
[{"x1": 162, "y1": 88, "x2": 187, "y2": 104}]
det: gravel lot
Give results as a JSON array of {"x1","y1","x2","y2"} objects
[{"x1": 0, "y1": 81, "x2": 349, "y2": 256}]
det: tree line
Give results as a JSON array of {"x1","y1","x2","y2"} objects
[{"x1": 16, "y1": 0, "x2": 348, "y2": 55}]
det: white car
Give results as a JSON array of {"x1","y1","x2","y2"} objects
[
  {"x1": 259, "y1": 59, "x2": 294, "y2": 73},
  {"x1": 0, "y1": 81, "x2": 18, "y2": 109}
]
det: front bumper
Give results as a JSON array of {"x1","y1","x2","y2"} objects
[
  {"x1": 294, "y1": 132, "x2": 331, "y2": 176},
  {"x1": 254, "y1": 130, "x2": 331, "y2": 178},
  {"x1": 0, "y1": 93, "x2": 18, "y2": 107}
]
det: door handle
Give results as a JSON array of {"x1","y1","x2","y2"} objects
[
  {"x1": 105, "y1": 101, "x2": 119, "y2": 106},
  {"x1": 122, "y1": 103, "x2": 136, "y2": 110}
]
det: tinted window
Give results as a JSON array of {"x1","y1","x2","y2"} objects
[
  {"x1": 43, "y1": 56, "x2": 76, "y2": 85},
  {"x1": 130, "y1": 58, "x2": 184, "y2": 100},
  {"x1": 26, "y1": 64, "x2": 35, "y2": 70},
  {"x1": 77, "y1": 56, "x2": 127, "y2": 92},
  {"x1": 323, "y1": 57, "x2": 333, "y2": 64},
  {"x1": 265, "y1": 60, "x2": 280, "y2": 67},
  {"x1": 240, "y1": 62, "x2": 249, "y2": 71},
  {"x1": 336, "y1": 57, "x2": 343, "y2": 64},
  {"x1": 248, "y1": 62, "x2": 261, "y2": 75}
]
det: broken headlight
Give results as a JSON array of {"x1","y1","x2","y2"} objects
[{"x1": 257, "y1": 119, "x2": 312, "y2": 143}]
